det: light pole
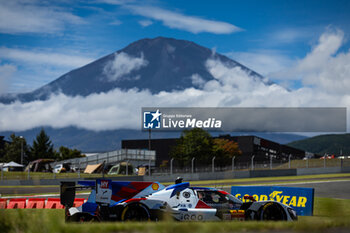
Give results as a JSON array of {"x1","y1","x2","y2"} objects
[
  {"x1": 191, "y1": 157, "x2": 195, "y2": 173},
  {"x1": 170, "y1": 158, "x2": 174, "y2": 175},
  {"x1": 20, "y1": 136, "x2": 24, "y2": 165},
  {"x1": 270, "y1": 155, "x2": 273, "y2": 170},
  {"x1": 251, "y1": 155, "x2": 255, "y2": 170},
  {"x1": 232, "y1": 156, "x2": 235, "y2": 172},
  {"x1": 212, "y1": 156, "x2": 216, "y2": 173},
  {"x1": 288, "y1": 154, "x2": 292, "y2": 169}
]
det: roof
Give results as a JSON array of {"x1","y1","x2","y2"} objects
[
  {"x1": 84, "y1": 163, "x2": 103, "y2": 174},
  {"x1": 3, "y1": 161, "x2": 24, "y2": 167}
]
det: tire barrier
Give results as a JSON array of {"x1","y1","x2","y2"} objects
[
  {"x1": 0, "y1": 197, "x2": 86, "y2": 209},
  {"x1": 7, "y1": 198, "x2": 26, "y2": 209},
  {"x1": 45, "y1": 198, "x2": 64, "y2": 209},
  {"x1": 0, "y1": 198, "x2": 7, "y2": 208},
  {"x1": 26, "y1": 198, "x2": 46, "y2": 209}
]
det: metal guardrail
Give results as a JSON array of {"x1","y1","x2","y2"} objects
[
  {"x1": 152, "y1": 158, "x2": 350, "y2": 175},
  {"x1": 51, "y1": 149, "x2": 156, "y2": 171}
]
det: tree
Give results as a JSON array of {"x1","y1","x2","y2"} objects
[
  {"x1": 1, "y1": 134, "x2": 30, "y2": 164},
  {"x1": 212, "y1": 138, "x2": 241, "y2": 166},
  {"x1": 30, "y1": 129, "x2": 56, "y2": 161},
  {"x1": 56, "y1": 146, "x2": 85, "y2": 161},
  {"x1": 170, "y1": 128, "x2": 214, "y2": 167}
]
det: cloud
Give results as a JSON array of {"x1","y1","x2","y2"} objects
[
  {"x1": 0, "y1": 63, "x2": 17, "y2": 94},
  {"x1": 191, "y1": 74, "x2": 205, "y2": 88},
  {"x1": 103, "y1": 52, "x2": 148, "y2": 81},
  {"x1": 0, "y1": 47, "x2": 95, "y2": 93},
  {"x1": 0, "y1": 47, "x2": 94, "y2": 68},
  {"x1": 271, "y1": 28, "x2": 313, "y2": 44},
  {"x1": 0, "y1": 29, "x2": 349, "y2": 132},
  {"x1": 0, "y1": 0, "x2": 85, "y2": 34},
  {"x1": 127, "y1": 5, "x2": 241, "y2": 34},
  {"x1": 138, "y1": 19, "x2": 153, "y2": 27},
  {"x1": 1, "y1": 60, "x2": 348, "y2": 132},
  {"x1": 272, "y1": 29, "x2": 350, "y2": 94}
]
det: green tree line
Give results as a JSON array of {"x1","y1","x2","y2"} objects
[
  {"x1": 0, "y1": 129, "x2": 85, "y2": 164},
  {"x1": 170, "y1": 128, "x2": 241, "y2": 167}
]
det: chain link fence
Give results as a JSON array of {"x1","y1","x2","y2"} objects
[{"x1": 152, "y1": 157, "x2": 350, "y2": 175}]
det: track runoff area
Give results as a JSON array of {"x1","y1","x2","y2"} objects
[{"x1": 1, "y1": 173, "x2": 350, "y2": 200}]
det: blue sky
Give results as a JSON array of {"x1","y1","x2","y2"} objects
[
  {"x1": 0, "y1": 0, "x2": 350, "y2": 133},
  {"x1": 0, "y1": 0, "x2": 349, "y2": 93}
]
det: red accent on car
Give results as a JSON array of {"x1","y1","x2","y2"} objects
[
  {"x1": 218, "y1": 190, "x2": 229, "y2": 195},
  {"x1": 195, "y1": 200, "x2": 212, "y2": 209},
  {"x1": 123, "y1": 198, "x2": 147, "y2": 203}
]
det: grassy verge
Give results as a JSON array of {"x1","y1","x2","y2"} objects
[
  {"x1": 1, "y1": 173, "x2": 350, "y2": 189},
  {"x1": 1, "y1": 197, "x2": 349, "y2": 233}
]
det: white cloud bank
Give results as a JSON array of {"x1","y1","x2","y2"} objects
[
  {"x1": 0, "y1": 30, "x2": 349, "y2": 132},
  {"x1": 128, "y1": 5, "x2": 241, "y2": 34},
  {"x1": 271, "y1": 29, "x2": 350, "y2": 95},
  {"x1": 0, "y1": 0, "x2": 85, "y2": 34},
  {"x1": 103, "y1": 52, "x2": 148, "y2": 81}
]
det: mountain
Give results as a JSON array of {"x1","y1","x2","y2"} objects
[
  {"x1": 287, "y1": 134, "x2": 350, "y2": 155},
  {"x1": 0, "y1": 37, "x2": 264, "y2": 103},
  {"x1": 0, "y1": 36, "x2": 304, "y2": 151}
]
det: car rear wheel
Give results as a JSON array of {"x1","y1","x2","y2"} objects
[
  {"x1": 259, "y1": 202, "x2": 286, "y2": 221},
  {"x1": 121, "y1": 204, "x2": 150, "y2": 221}
]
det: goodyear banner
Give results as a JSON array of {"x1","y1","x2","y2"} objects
[{"x1": 231, "y1": 186, "x2": 314, "y2": 216}]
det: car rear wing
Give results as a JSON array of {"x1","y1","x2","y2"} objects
[{"x1": 60, "y1": 181, "x2": 94, "y2": 207}]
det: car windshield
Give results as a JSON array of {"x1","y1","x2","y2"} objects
[{"x1": 226, "y1": 193, "x2": 243, "y2": 204}]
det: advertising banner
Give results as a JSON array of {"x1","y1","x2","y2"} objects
[{"x1": 231, "y1": 186, "x2": 314, "y2": 216}]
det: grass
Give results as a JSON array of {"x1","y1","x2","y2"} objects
[{"x1": 0, "y1": 197, "x2": 349, "y2": 233}]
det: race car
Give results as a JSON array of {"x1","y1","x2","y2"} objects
[{"x1": 60, "y1": 178, "x2": 297, "y2": 222}]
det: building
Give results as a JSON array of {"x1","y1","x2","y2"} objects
[
  {"x1": 122, "y1": 135, "x2": 305, "y2": 167},
  {"x1": 122, "y1": 138, "x2": 178, "y2": 167},
  {"x1": 217, "y1": 135, "x2": 305, "y2": 163}
]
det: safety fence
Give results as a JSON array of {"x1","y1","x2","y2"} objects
[
  {"x1": 51, "y1": 149, "x2": 156, "y2": 171},
  {"x1": 0, "y1": 197, "x2": 86, "y2": 209},
  {"x1": 1, "y1": 158, "x2": 349, "y2": 181},
  {"x1": 152, "y1": 157, "x2": 350, "y2": 175}
]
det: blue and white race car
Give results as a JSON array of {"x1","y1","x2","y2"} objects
[{"x1": 60, "y1": 178, "x2": 297, "y2": 222}]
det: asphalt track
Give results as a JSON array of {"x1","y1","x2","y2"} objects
[{"x1": 1, "y1": 176, "x2": 350, "y2": 199}]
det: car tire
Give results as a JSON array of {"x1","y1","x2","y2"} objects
[
  {"x1": 121, "y1": 204, "x2": 150, "y2": 221},
  {"x1": 259, "y1": 202, "x2": 287, "y2": 221}
]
